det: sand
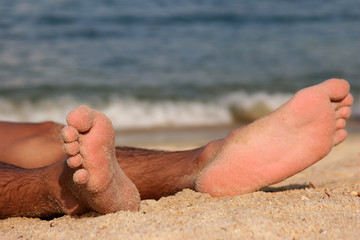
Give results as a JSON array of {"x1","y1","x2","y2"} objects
[{"x1": 0, "y1": 131, "x2": 359, "y2": 239}]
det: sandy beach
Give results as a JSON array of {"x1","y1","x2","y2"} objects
[
  {"x1": 1, "y1": 0, "x2": 360, "y2": 238},
  {"x1": 1, "y1": 128, "x2": 359, "y2": 240}
]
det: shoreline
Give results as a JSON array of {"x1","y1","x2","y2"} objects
[
  {"x1": 115, "y1": 124, "x2": 239, "y2": 150},
  {"x1": 115, "y1": 118, "x2": 360, "y2": 150}
]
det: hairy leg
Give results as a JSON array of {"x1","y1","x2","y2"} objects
[
  {"x1": 0, "y1": 106, "x2": 141, "y2": 218},
  {"x1": 0, "y1": 122, "x2": 205, "y2": 201},
  {"x1": 0, "y1": 161, "x2": 65, "y2": 218},
  {"x1": 195, "y1": 79, "x2": 353, "y2": 196},
  {"x1": 115, "y1": 146, "x2": 206, "y2": 200}
]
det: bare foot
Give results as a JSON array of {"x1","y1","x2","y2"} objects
[
  {"x1": 62, "y1": 105, "x2": 140, "y2": 213},
  {"x1": 195, "y1": 79, "x2": 353, "y2": 197}
]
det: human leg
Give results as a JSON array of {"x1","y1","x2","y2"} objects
[
  {"x1": 0, "y1": 118, "x2": 205, "y2": 202},
  {"x1": 0, "y1": 161, "x2": 65, "y2": 218},
  {"x1": 104, "y1": 80, "x2": 353, "y2": 199},
  {"x1": 0, "y1": 78, "x2": 353, "y2": 218},
  {"x1": 115, "y1": 146, "x2": 206, "y2": 200},
  {"x1": 0, "y1": 106, "x2": 140, "y2": 218},
  {"x1": 0, "y1": 121, "x2": 66, "y2": 168}
]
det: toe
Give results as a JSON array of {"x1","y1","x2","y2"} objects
[
  {"x1": 66, "y1": 105, "x2": 94, "y2": 133},
  {"x1": 61, "y1": 126, "x2": 79, "y2": 143},
  {"x1": 63, "y1": 142, "x2": 80, "y2": 156},
  {"x1": 333, "y1": 93, "x2": 354, "y2": 110},
  {"x1": 341, "y1": 93, "x2": 354, "y2": 106},
  {"x1": 339, "y1": 93, "x2": 354, "y2": 107},
  {"x1": 336, "y1": 106, "x2": 352, "y2": 119},
  {"x1": 67, "y1": 155, "x2": 83, "y2": 168},
  {"x1": 333, "y1": 129, "x2": 348, "y2": 146},
  {"x1": 322, "y1": 79, "x2": 350, "y2": 102},
  {"x1": 73, "y1": 169, "x2": 89, "y2": 185},
  {"x1": 336, "y1": 118, "x2": 346, "y2": 129}
]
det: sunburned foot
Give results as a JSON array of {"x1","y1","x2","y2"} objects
[
  {"x1": 61, "y1": 105, "x2": 140, "y2": 213},
  {"x1": 196, "y1": 79, "x2": 353, "y2": 197}
]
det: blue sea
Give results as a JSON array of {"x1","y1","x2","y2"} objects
[{"x1": 1, "y1": 0, "x2": 360, "y2": 130}]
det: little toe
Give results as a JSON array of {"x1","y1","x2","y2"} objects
[
  {"x1": 61, "y1": 126, "x2": 79, "y2": 143},
  {"x1": 66, "y1": 105, "x2": 94, "y2": 133},
  {"x1": 67, "y1": 155, "x2": 83, "y2": 168},
  {"x1": 63, "y1": 142, "x2": 80, "y2": 156},
  {"x1": 73, "y1": 169, "x2": 89, "y2": 185}
]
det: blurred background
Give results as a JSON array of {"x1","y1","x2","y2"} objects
[{"x1": 0, "y1": 0, "x2": 359, "y2": 145}]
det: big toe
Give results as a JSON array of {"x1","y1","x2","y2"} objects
[
  {"x1": 321, "y1": 78, "x2": 350, "y2": 101},
  {"x1": 66, "y1": 105, "x2": 94, "y2": 132}
]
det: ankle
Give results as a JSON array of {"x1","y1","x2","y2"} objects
[
  {"x1": 44, "y1": 161, "x2": 88, "y2": 215},
  {"x1": 197, "y1": 138, "x2": 225, "y2": 170}
]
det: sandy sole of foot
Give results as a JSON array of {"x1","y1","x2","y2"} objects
[{"x1": 1, "y1": 130, "x2": 359, "y2": 240}]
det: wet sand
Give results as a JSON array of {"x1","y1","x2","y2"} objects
[{"x1": 1, "y1": 128, "x2": 359, "y2": 239}]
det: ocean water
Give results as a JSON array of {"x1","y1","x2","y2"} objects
[{"x1": 1, "y1": 0, "x2": 360, "y2": 130}]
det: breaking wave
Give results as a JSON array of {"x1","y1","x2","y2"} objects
[{"x1": 0, "y1": 91, "x2": 292, "y2": 130}]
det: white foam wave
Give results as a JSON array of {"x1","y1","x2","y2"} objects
[
  {"x1": 100, "y1": 96, "x2": 232, "y2": 129},
  {"x1": 222, "y1": 91, "x2": 291, "y2": 109},
  {"x1": 0, "y1": 91, "x2": 293, "y2": 129}
]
